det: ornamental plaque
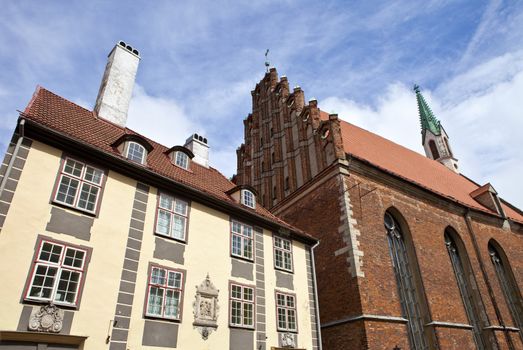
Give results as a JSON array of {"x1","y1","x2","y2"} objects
[
  {"x1": 193, "y1": 274, "x2": 219, "y2": 340},
  {"x1": 28, "y1": 303, "x2": 64, "y2": 333},
  {"x1": 280, "y1": 332, "x2": 296, "y2": 348}
]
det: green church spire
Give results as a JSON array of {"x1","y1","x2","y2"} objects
[{"x1": 414, "y1": 84, "x2": 441, "y2": 139}]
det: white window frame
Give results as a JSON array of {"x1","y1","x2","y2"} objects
[
  {"x1": 229, "y1": 283, "x2": 255, "y2": 328},
  {"x1": 54, "y1": 157, "x2": 104, "y2": 214},
  {"x1": 174, "y1": 151, "x2": 189, "y2": 170},
  {"x1": 126, "y1": 141, "x2": 146, "y2": 164},
  {"x1": 26, "y1": 239, "x2": 87, "y2": 307},
  {"x1": 276, "y1": 292, "x2": 297, "y2": 332},
  {"x1": 145, "y1": 266, "x2": 184, "y2": 321},
  {"x1": 274, "y1": 236, "x2": 293, "y2": 272},
  {"x1": 155, "y1": 192, "x2": 189, "y2": 242},
  {"x1": 231, "y1": 220, "x2": 254, "y2": 261},
  {"x1": 241, "y1": 189, "x2": 256, "y2": 209}
]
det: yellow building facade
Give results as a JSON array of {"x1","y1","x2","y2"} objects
[{"x1": 0, "y1": 42, "x2": 320, "y2": 350}]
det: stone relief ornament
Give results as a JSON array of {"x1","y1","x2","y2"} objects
[
  {"x1": 28, "y1": 303, "x2": 64, "y2": 333},
  {"x1": 280, "y1": 332, "x2": 296, "y2": 348},
  {"x1": 193, "y1": 274, "x2": 219, "y2": 340}
]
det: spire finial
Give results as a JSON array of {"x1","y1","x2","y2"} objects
[
  {"x1": 264, "y1": 49, "x2": 270, "y2": 73},
  {"x1": 414, "y1": 85, "x2": 441, "y2": 140}
]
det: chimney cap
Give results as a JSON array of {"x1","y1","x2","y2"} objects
[{"x1": 117, "y1": 40, "x2": 140, "y2": 58}]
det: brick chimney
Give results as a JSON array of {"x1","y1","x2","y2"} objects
[
  {"x1": 184, "y1": 133, "x2": 210, "y2": 168},
  {"x1": 94, "y1": 41, "x2": 140, "y2": 127}
]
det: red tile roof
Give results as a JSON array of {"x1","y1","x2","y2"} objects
[
  {"x1": 22, "y1": 87, "x2": 316, "y2": 241},
  {"x1": 320, "y1": 112, "x2": 523, "y2": 222}
]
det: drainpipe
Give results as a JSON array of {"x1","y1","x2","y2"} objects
[
  {"x1": 464, "y1": 208, "x2": 514, "y2": 350},
  {"x1": 0, "y1": 118, "x2": 25, "y2": 197},
  {"x1": 311, "y1": 241, "x2": 323, "y2": 350}
]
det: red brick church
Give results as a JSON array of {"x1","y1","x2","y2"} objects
[{"x1": 235, "y1": 68, "x2": 523, "y2": 349}]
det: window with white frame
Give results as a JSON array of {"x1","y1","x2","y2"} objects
[
  {"x1": 241, "y1": 189, "x2": 255, "y2": 209},
  {"x1": 156, "y1": 193, "x2": 189, "y2": 241},
  {"x1": 26, "y1": 239, "x2": 87, "y2": 306},
  {"x1": 174, "y1": 151, "x2": 189, "y2": 170},
  {"x1": 230, "y1": 283, "x2": 254, "y2": 328},
  {"x1": 126, "y1": 141, "x2": 146, "y2": 164},
  {"x1": 54, "y1": 158, "x2": 104, "y2": 213},
  {"x1": 276, "y1": 292, "x2": 297, "y2": 331},
  {"x1": 231, "y1": 220, "x2": 253, "y2": 261},
  {"x1": 146, "y1": 266, "x2": 184, "y2": 320},
  {"x1": 274, "y1": 236, "x2": 293, "y2": 272}
]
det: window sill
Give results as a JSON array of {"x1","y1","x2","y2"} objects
[
  {"x1": 229, "y1": 324, "x2": 255, "y2": 331},
  {"x1": 51, "y1": 201, "x2": 97, "y2": 218},
  {"x1": 154, "y1": 232, "x2": 187, "y2": 245},
  {"x1": 23, "y1": 298, "x2": 79, "y2": 310},
  {"x1": 277, "y1": 328, "x2": 298, "y2": 334},
  {"x1": 274, "y1": 266, "x2": 294, "y2": 274},
  {"x1": 144, "y1": 314, "x2": 181, "y2": 323},
  {"x1": 231, "y1": 254, "x2": 254, "y2": 264}
]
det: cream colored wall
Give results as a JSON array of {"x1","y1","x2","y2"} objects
[
  {"x1": 0, "y1": 140, "x2": 137, "y2": 349},
  {"x1": 264, "y1": 237, "x2": 315, "y2": 349},
  {"x1": 0, "y1": 139, "x2": 316, "y2": 349}
]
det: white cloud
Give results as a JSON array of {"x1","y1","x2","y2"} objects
[
  {"x1": 127, "y1": 85, "x2": 203, "y2": 148},
  {"x1": 321, "y1": 57, "x2": 523, "y2": 209}
]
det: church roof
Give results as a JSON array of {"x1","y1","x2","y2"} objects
[
  {"x1": 20, "y1": 86, "x2": 317, "y2": 242},
  {"x1": 316, "y1": 111, "x2": 522, "y2": 222},
  {"x1": 332, "y1": 113, "x2": 523, "y2": 223}
]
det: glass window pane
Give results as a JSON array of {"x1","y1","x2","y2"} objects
[
  {"x1": 54, "y1": 270, "x2": 80, "y2": 304},
  {"x1": 243, "y1": 238, "x2": 252, "y2": 259},
  {"x1": 63, "y1": 159, "x2": 83, "y2": 177},
  {"x1": 164, "y1": 289, "x2": 180, "y2": 318},
  {"x1": 151, "y1": 268, "x2": 166, "y2": 285},
  {"x1": 171, "y1": 215, "x2": 186, "y2": 240},
  {"x1": 78, "y1": 183, "x2": 99, "y2": 211},
  {"x1": 159, "y1": 193, "x2": 173, "y2": 210},
  {"x1": 174, "y1": 199, "x2": 188, "y2": 215},
  {"x1": 39, "y1": 242, "x2": 63, "y2": 263},
  {"x1": 168, "y1": 271, "x2": 182, "y2": 288},
  {"x1": 147, "y1": 286, "x2": 164, "y2": 315},
  {"x1": 231, "y1": 300, "x2": 242, "y2": 324},
  {"x1": 232, "y1": 285, "x2": 242, "y2": 299},
  {"x1": 232, "y1": 235, "x2": 242, "y2": 256},
  {"x1": 156, "y1": 210, "x2": 171, "y2": 235},
  {"x1": 56, "y1": 176, "x2": 79, "y2": 205},
  {"x1": 127, "y1": 142, "x2": 145, "y2": 163},
  {"x1": 84, "y1": 166, "x2": 103, "y2": 184},
  {"x1": 243, "y1": 303, "x2": 253, "y2": 326},
  {"x1": 243, "y1": 288, "x2": 253, "y2": 301},
  {"x1": 63, "y1": 248, "x2": 85, "y2": 268},
  {"x1": 29, "y1": 265, "x2": 57, "y2": 299}
]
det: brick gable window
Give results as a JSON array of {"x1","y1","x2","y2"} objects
[
  {"x1": 229, "y1": 283, "x2": 255, "y2": 328},
  {"x1": 274, "y1": 236, "x2": 293, "y2": 272},
  {"x1": 155, "y1": 192, "x2": 189, "y2": 242},
  {"x1": 276, "y1": 292, "x2": 297, "y2": 332},
  {"x1": 54, "y1": 157, "x2": 104, "y2": 214},
  {"x1": 231, "y1": 220, "x2": 253, "y2": 261},
  {"x1": 145, "y1": 265, "x2": 184, "y2": 320},
  {"x1": 25, "y1": 238, "x2": 89, "y2": 307}
]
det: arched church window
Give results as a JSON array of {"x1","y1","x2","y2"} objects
[
  {"x1": 445, "y1": 228, "x2": 488, "y2": 349},
  {"x1": 384, "y1": 210, "x2": 433, "y2": 350},
  {"x1": 488, "y1": 241, "x2": 523, "y2": 339},
  {"x1": 428, "y1": 140, "x2": 440, "y2": 159}
]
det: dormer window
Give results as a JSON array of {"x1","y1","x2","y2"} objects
[
  {"x1": 112, "y1": 134, "x2": 153, "y2": 166},
  {"x1": 175, "y1": 151, "x2": 189, "y2": 170},
  {"x1": 241, "y1": 189, "x2": 256, "y2": 209},
  {"x1": 126, "y1": 141, "x2": 146, "y2": 164},
  {"x1": 165, "y1": 146, "x2": 194, "y2": 171}
]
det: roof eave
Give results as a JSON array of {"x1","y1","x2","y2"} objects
[{"x1": 21, "y1": 116, "x2": 318, "y2": 245}]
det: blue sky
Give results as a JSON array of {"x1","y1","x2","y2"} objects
[{"x1": 1, "y1": 0, "x2": 522, "y2": 209}]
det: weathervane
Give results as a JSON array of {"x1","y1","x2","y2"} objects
[
  {"x1": 413, "y1": 84, "x2": 420, "y2": 93},
  {"x1": 264, "y1": 49, "x2": 270, "y2": 72}
]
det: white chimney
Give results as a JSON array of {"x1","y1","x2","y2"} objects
[
  {"x1": 94, "y1": 41, "x2": 140, "y2": 127},
  {"x1": 184, "y1": 133, "x2": 210, "y2": 168}
]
